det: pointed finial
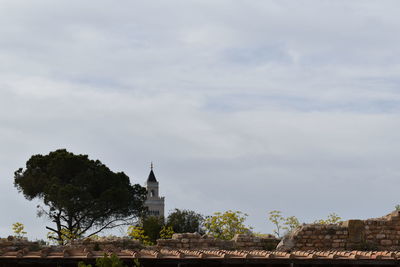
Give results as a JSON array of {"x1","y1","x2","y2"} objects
[{"x1": 150, "y1": 162, "x2": 153, "y2": 170}]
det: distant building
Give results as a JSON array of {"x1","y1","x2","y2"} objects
[{"x1": 144, "y1": 163, "x2": 165, "y2": 217}]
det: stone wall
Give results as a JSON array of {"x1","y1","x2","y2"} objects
[
  {"x1": 0, "y1": 237, "x2": 44, "y2": 252},
  {"x1": 70, "y1": 236, "x2": 142, "y2": 250},
  {"x1": 0, "y1": 236, "x2": 142, "y2": 253},
  {"x1": 157, "y1": 233, "x2": 279, "y2": 250},
  {"x1": 278, "y1": 210, "x2": 400, "y2": 251}
]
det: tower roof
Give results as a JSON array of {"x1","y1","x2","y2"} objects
[{"x1": 147, "y1": 162, "x2": 158, "y2": 182}]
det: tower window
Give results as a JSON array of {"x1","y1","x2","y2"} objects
[{"x1": 150, "y1": 190, "x2": 155, "y2": 197}]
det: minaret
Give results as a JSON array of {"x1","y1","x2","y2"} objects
[{"x1": 144, "y1": 163, "x2": 165, "y2": 217}]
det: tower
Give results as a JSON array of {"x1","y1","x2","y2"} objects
[{"x1": 144, "y1": 163, "x2": 165, "y2": 217}]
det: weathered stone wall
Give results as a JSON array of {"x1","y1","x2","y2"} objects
[
  {"x1": 0, "y1": 237, "x2": 44, "y2": 252},
  {"x1": 157, "y1": 233, "x2": 279, "y2": 250},
  {"x1": 278, "y1": 210, "x2": 400, "y2": 251},
  {"x1": 70, "y1": 236, "x2": 142, "y2": 250}
]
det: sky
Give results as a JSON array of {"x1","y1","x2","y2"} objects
[{"x1": 1, "y1": 0, "x2": 400, "y2": 240}]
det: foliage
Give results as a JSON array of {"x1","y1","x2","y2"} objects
[
  {"x1": 78, "y1": 253, "x2": 127, "y2": 267},
  {"x1": 268, "y1": 210, "x2": 342, "y2": 237},
  {"x1": 166, "y1": 209, "x2": 204, "y2": 234},
  {"x1": 395, "y1": 205, "x2": 400, "y2": 211},
  {"x1": 78, "y1": 262, "x2": 92, "y2": 267},
  {"x1": 95, "y1": 254, "x2": 128, "y2": 267},
  {"x1": 141, "y1": 216, "x2": 164, "y2": 243},
  {"x1": 47, "y1": 228, "x2": 83, "y2": 244},
  {"x1": 159, "y1": 225, "x2": 174, "y2": 239},
  {"x1": 268, "y1": 211, "x2": 300, "y2": 238},
  {"x1": 204, "y1": 210, "x2": 252, "y2": 240},
  {"x1": 12, "y1": 222, "x2": 27, "y2": 239},
  {"x1": 127, "y1": 216, "x2": 166, "y2": 245},
  {"x1": 314, "y1": 213, "x2": 342, "y2": 225},
  {"x1": 14, "y1": 149, "x2": 147, "y2": 244},
  {"x1": 127, "y1": 226, "x2": 152, "y2": 246},
  {"x1": 268, "y1": 211, "x2": 285, "y2": 238},
  {"x1": 283, "y1": 216, "x2": 300, "y2": 233}
]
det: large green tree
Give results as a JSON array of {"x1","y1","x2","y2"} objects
[
  {"x1": 14, "y1": 149, "x2": 147, "y2": 244},
  {"x1": 166, "y1": 209, "x2": 204, "y2": 234}
]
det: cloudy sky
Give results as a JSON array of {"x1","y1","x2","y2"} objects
[{"x1": 1, "y1": 0, "x2": 400, "y2": 239}]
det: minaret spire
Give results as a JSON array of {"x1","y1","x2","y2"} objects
[{"x1": 147, "y1": 162, "x2": 157, "y2": 182}]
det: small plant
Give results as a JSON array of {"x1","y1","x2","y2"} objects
[
  {"x1": 93, "y1": 243, "x2": 101, "y2": 251},
  {"x1": 12, "y1": 222, "x2": 27, "y2": 239},
  {"x1": 268, "y1": 211, "x2": 301, "y2": 238},
  {"x1": 78, "y1": 262, "x2": 92, "y2": 267},
  {"x1": 268, "y1": 211, "x2": 285, "y2": 238},
  {"x1": 314, "y1": 213, "x2": 342, "y2": 225},
  {"x1": 283, "y1": 216, "x2": 300, "y2": 233}
]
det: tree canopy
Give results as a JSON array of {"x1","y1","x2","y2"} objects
[
  {"x1": 204, "y1": 210, "x2": 252, "y2": 240},
  {"x1": 166, "y1": 209, "x2": 204, "y2": 234},
  {"x1": 14, "y1": 149, "x2": 147, "y2": 244}
]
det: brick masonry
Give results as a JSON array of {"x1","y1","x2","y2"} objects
[
  {"x1": 278, "y1": 210, "x2": 400, "y2": 251},
  {"x1": 156, "y1": 233, "x2": 279, "y2": 250}
]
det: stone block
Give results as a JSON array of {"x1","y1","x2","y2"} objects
[
  {"x1": 172, "y1": 234, "x2": 183, "y2": 240},
  {"x1": 376, "y1": 234, "x2": 385, "y2": 239},
  {"x1": 346, "y1": 220, "x2": 365, "y2": 243},
  {"x1": 381, "y1": 239, "x2": 392, "y2": 246},
  {"x1": 332, "y1": 243, "x2": 340, "y2": 248}
]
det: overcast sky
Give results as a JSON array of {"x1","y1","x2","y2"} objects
[{"x1": 1, "y1": 0, "x2": 400, "y2": 240}]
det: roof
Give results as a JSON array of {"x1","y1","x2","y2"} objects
[
  {"x1": 2, "y1": 249, "x2": 400, "y2": 262},
  {"x1": 147, "y1": 169, "x2": 157, "y2": 183}
]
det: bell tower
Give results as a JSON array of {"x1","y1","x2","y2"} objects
[{"x1": 144, "y1": 163, "x2": 165, "y2": 217}]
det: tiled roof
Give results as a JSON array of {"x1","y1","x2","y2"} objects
[{"x1": 1, "y1": 249, "x2": 400, "y2": 260}]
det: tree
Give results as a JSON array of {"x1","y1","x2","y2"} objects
[
  {"x1": 166, "y1": 209, "x2": 204, "y2": 234},
  {"x1": 14, "y1": 149, "x2": 147, "y2": 244},
  {"x1": 141, "y1": 216, "x2": 165, "y2": 244},
  {"x1": 204, "y1": 210, "x2": 252, "y2": 240},
  {"x1": 128, "y1": 216, "x2": 165, "y2": 245}
]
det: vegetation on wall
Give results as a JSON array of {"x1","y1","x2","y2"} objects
[
  {"x1": 269, "y1": 210, "x2": 343, "y2": 238},
  {"x1": 313, "y1": 213, "x2": 342, "y2": 225}
]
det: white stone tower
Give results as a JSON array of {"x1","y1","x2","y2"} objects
[{"x1": 144, "y1": 163, "x2": 165, "y2": 217}]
